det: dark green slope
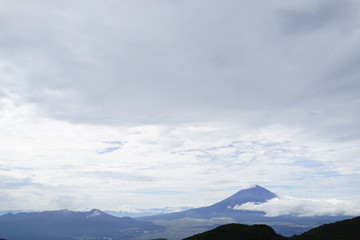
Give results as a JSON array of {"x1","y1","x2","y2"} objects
[
  {"x1": 183, "y1": 223, "x2": 286, "y2": 240},
  {"x1": 291, "y1": 216, "x2": 360, "y2": 240},
  {"x1": 182, "y1": 216, "x2": 360, "y2": 240}
]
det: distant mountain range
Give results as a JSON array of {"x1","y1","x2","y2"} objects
[
  {"x1": 0, "y1": 209, "x2": 163, "y2": 240},
  {"x1": 0, "y1": 185, "x2": 355, "y2": 240},
  {"x1": 183, "y1": 216, "x2": 360, "y2": 240}
]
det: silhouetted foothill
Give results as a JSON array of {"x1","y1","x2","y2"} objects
[
  {"x1": 291, "y1": 216, "x2": 360, "y2": 240},
  {"x1": 183, "y1": 223, "x2": 286, "y2": 240},
  {"x1": 183, "y1": 217, "x2": 360, "y2": 240}
]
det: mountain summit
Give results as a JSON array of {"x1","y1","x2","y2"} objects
[
  {"x1": 190, "y1": 185, "x2": 278, "y2": 217},
  {"x1": 209, "y1": 185, "x2": 278, "y2": 210}
]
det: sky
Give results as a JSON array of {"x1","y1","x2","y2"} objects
[{"x1": 0, "y1": 0, "x2": 359, "y2": 216}]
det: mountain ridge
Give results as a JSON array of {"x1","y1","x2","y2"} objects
[
  {"x1": 182, "y1": 216, "x2": 360, "y2": 240},
  {"x1": 0, "y1": 208, "x2": 163, "y2": 240},
  {"x1": 291, "y1": 216, "x2": 360, "y2": 240},
  {"x1": 183, "y1": 223, "x2": 286, "y2": 240}
]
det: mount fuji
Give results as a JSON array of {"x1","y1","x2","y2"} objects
[
  {"x1": 140, "y1": 185, "x2": 277, "y2": 220},
  {"x1": 137, "y1": 185, "x2": 351, "y2": 239},
  {"x1": 204, "y1": 184, "x2": 277, "y2": 211}
]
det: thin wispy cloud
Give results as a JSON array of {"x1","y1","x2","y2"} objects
[{"x1": 97, "y1": 141, "x2": 124, "y2": 154}]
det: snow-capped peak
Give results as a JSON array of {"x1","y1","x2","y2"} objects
[
  {"x1": 87, "y1": 209, "x2": 103, "y2": 218},
  {"x1": 243, "y1": 184, "x2": 260, "y2": 190}
]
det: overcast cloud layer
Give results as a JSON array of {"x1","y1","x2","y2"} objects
[{"x1": 0, "y1": 0, "x2": 359, "y2": 215}]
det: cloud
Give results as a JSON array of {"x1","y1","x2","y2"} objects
[
  {"x1": 0, "y1": 102, "x2": 359, "y2": 210},
  {"x1": 0, "y1": 177, "x2": 40, "y2": 189},
  {"x1": 0, "y1": 0, "x2": 357, "y2": 133},
  {"x1": 54, "y1": 195, "x2": 85, "y2": 210},
  {"x1": 0, "y1": 0, "x2": 358, "y2": 156},
  {"x1": 0, "y1": 0, "x2": 359, "y2": 211},
  {"x1": 97, "y1": 141, "x2": 124, "y2": 154},
  {"x1": 233, "y1": 197, "x2": 360, "y2": 217},
  {"x1": 278, "y1": 0, "x2": 353, "y2": 34}
]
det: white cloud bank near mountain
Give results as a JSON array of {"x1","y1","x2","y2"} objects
[{"x1": 234, "y1": 197, "x2": 360, "y2": 217}]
